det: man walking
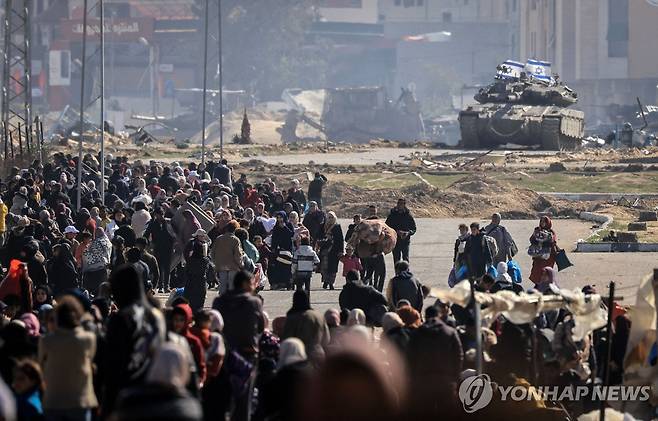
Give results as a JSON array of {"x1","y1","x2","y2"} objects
[
  {"x1": 307, "y1": 172, "x2": 327, "y2": 209},
  {"x1": 213, "y1": 159, "x2": 233, "y2": 190},
  {"x1": 389, "y1": 261, "x2": 424, "y2": 312},
  {"x1": 385, "y1": 198, "x2": 416, "y2": 264},
  {"x1": 302, "y1": 201, "x2": 325, "y2": 247},
  {"x1": 464, "y1": 222, "x2": 492, "y2": 279},
  {"x1": 212, "y1": 270, "x2": 264, "y2": 421},
  {"x1": 143, "y1": 207, "x2": 176, "y2": 292},
  {"x1": 211, "y1": 220, "x2": 244, "y2": 293},
  {"x1": 484, "y1": 212, "x2": 517, "y2": 265}
]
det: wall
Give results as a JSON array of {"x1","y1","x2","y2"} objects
[
  {"x1": 319, "y1": 0, "x2": 379, "y2": 23},
  {"x1": 379, "y1": 0, "x2": 511, "y2": 23},
  {"x1": 628, "y1": 0, "x2": 658, "y2": 79},
  {"x1": 394, "y1": 21, "x2": 511, "y2": 106}
]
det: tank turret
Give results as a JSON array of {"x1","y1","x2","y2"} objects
[{"x1": 459, "y1": 59, "x2": 585, "y2": 150}]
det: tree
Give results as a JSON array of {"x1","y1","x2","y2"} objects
[{"x1": 196, "y1": 0, "x2": 326, "y2": 100}]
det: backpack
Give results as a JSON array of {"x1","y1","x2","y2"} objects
[{"x1": 482, "y1": 235, "x2": 498, "y2": 260}]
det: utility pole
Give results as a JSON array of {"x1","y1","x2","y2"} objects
[
  {"x1": 77, "y1": 0, "x2": 89, "y2": 211},
  {"x1": 1, "y1": 0, "x2": 32, "y2": 162},
  {"x1": 218, "y1": 0, "x2": 223, "y2": 160},
  {"x1": 99, "y1": 0, "x2": 105, "y2": 204},
  {"x1": 77, "y1": 0, "x2": 106, "y2": 210},
  {"x1": 201, "y1": 0, "x2": 209, "y2": 165}
]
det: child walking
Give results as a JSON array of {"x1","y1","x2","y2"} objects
[
  {"x1": 340, "y1": 245, "x2": 363, "y2": 284},
  {"x1": 292, "y1": 237, "x2": 320, "y2": 297}
]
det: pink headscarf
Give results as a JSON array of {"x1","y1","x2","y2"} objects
[{"x1": 19, "y1": 313, "x2": 40, "y2": 337}]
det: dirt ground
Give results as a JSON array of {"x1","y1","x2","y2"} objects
[{"x1": 319, "y1": 175, "x2": 553, "y2": 219}]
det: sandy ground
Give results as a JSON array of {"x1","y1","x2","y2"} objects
[{"x1": 189, "y1": 217, "x2": 656, "y2": 318}]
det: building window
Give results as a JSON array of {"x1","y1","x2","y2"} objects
[
  {"x1": 512, "y1": 0, "x2": 517, "y2": 12},
  {"x1": 394, "y1": 0, "x2": 401, "y2": 5},
  {"x1": 60, "y1": 51, "x2": 70, "y2": 80},
  {"x1": 417, "y1": 0, "x2": 423, "y2": 6},
  {"x1": 607, "y1": 0, "x2": 628, "y2": 57},
  {"x1": 403, "y1": 0, "x2": 414, "y2": 7},
  {"x1": 443, "y1": 12, "x2": 452, "y2": 22},
  {"x1": 531, "y1": 0, "x2": 537, "y2": 10}
]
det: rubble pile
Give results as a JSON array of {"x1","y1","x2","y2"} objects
[{"x1": 321, "y1": 174, "x2": 580, "y2": 219}]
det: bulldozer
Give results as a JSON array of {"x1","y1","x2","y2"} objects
[{"x1": 278, "y1": 86, "x2": 425, "y2": 143}]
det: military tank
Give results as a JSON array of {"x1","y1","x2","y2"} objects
[{"x1": 459, "y1": 60, "x2": 585, "y2": 150}]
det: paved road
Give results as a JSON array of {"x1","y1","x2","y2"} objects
[{"x1": 193, "y1": 218, "x2": 656, "y2": 318}]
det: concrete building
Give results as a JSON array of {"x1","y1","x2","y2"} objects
[
  {"x1": 318, "y1": 0, "x2": 379, "y2": 24},
  {"x1": 313, "y1": 1, "x2": 521, "y2": 116},
  {"x1": 380, "y1": 0, "x2": 519, "y2": 113},
  {"x1": 519, "y1": 0, "x2": 658, "y2": 126},
  {"x1": 36, "y1": 0, "x2": 208, "y2": 131},
  {"x1": 378, "y1": 0, "x2": 511, "y2": 23}
]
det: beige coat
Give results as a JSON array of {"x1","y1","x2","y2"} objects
[
  {"x1": 38, "y1": 327, "x2": 98, "y2": 410},
  {"x1": 211, "y1": 233, "x2": 244, "y2": 271}
]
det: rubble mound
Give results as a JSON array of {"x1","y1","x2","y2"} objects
[{"x1": 322, "y1": 174, "x2": 568, "y2": 219}]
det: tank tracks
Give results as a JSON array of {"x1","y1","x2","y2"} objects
[
  {"x1": 540, "y1": 117, "x2": 581, "y2": 151},
  {"x1": 459, "y1": 114, "x2": 481, "y2": 148}
]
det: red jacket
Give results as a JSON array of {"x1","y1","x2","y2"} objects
[
  {"x1": 0, "y1": 260, "x2": 33, "y2": 314},
  {"x1": 340, "y1": 255, "x2": 363, "y2": 277},
  {"x1": 175, "y1": 304, "x2": 207, "y2": 385},
  {"x1": 242, "y1": 188, "x2": 261, "y2": 209}
]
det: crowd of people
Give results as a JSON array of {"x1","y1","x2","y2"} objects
[{"x1": 0, "y1": 152, "x2": 652, "y2": 421}]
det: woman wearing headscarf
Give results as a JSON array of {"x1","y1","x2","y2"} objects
[
  {"x1": 39, "y1": 296, "x2": 98, "y2": 421},
  {"x1": 19, "y1": 313, "x2": 41, "y2": 340},
  {"x1": 268, "y1": 191, "x2": 286, "y2": 215},
  {"x1": 529, "y1": 215, "x2": 558, "y2": 286},
  {"x1": 282, "y1": 290, "x2": 330, "y2": 364},
  {"x1": 318, "y1": 211, "x2": 344, "y2": 290},
  {"x1": 131, "y1": 201, "x2": 152, "y2": 238},
  {"x1": 289, "y1": 211, "x2": 310, "y2": 251},
  {"x1": 536, "y1": 267, "x2": 559, "y2": 294},
  {"x1": 242, "y1": 207, "x2": 255, "y2": 227},
  {"x1": 54, "y1": 204, "x2": 74, "y2": 234},
  {"x1": 170, "y1": 304, "x2": 206, "y2": 387},
  {"x1": 183, "y1": 240, "x2": 215, "y2": 312},
  {"x1": 82, "y1": 180, "x2": 100, "y2": 204},
  {"x1": 248, "y1": 210, "x2": 268, "y2": 243},
  {"x1": 201, "y1": 309, "x2": 231, "y2": 421},
  {"x1": 179, "y1": 210, "x2": 201, "y2": 251},
  {"x1": 113, "y1": 342, "x2": 203, "y2": 421},
  {"x1": 288, "y1": 179, "x2": 307, "y2": 212},
  {"x1": 397, "y1": 305, "x2": 422, "y2": 329},
  {"x1": 234, "y1": 228, "x2": 259, "y2": 266},
  {"x1": 381, "y1": 312, "x2": 410, "y2": 354},
  {"x1": 269, "y1": 211, "x2": 295, "y2": 290},
  {"x1": 208, "y1": 210, "x2": 231, "y2": 243},
  {"x1": 261, "y1": 338, "x2": 311, "y2": 421},
  {"x1": 81, "y1": 228, "x2": 112, "y2": 296},
  {"x1": 347, "y1": 308, "x2": 366, "y2": 327}
]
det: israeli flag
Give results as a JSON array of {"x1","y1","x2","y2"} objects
[
  {"x1": 525, "y1": 59, "x2": 552, "y2": 82},
  {"x1": 497, "y1": 60, "x2": 525, "y2": 79}
]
